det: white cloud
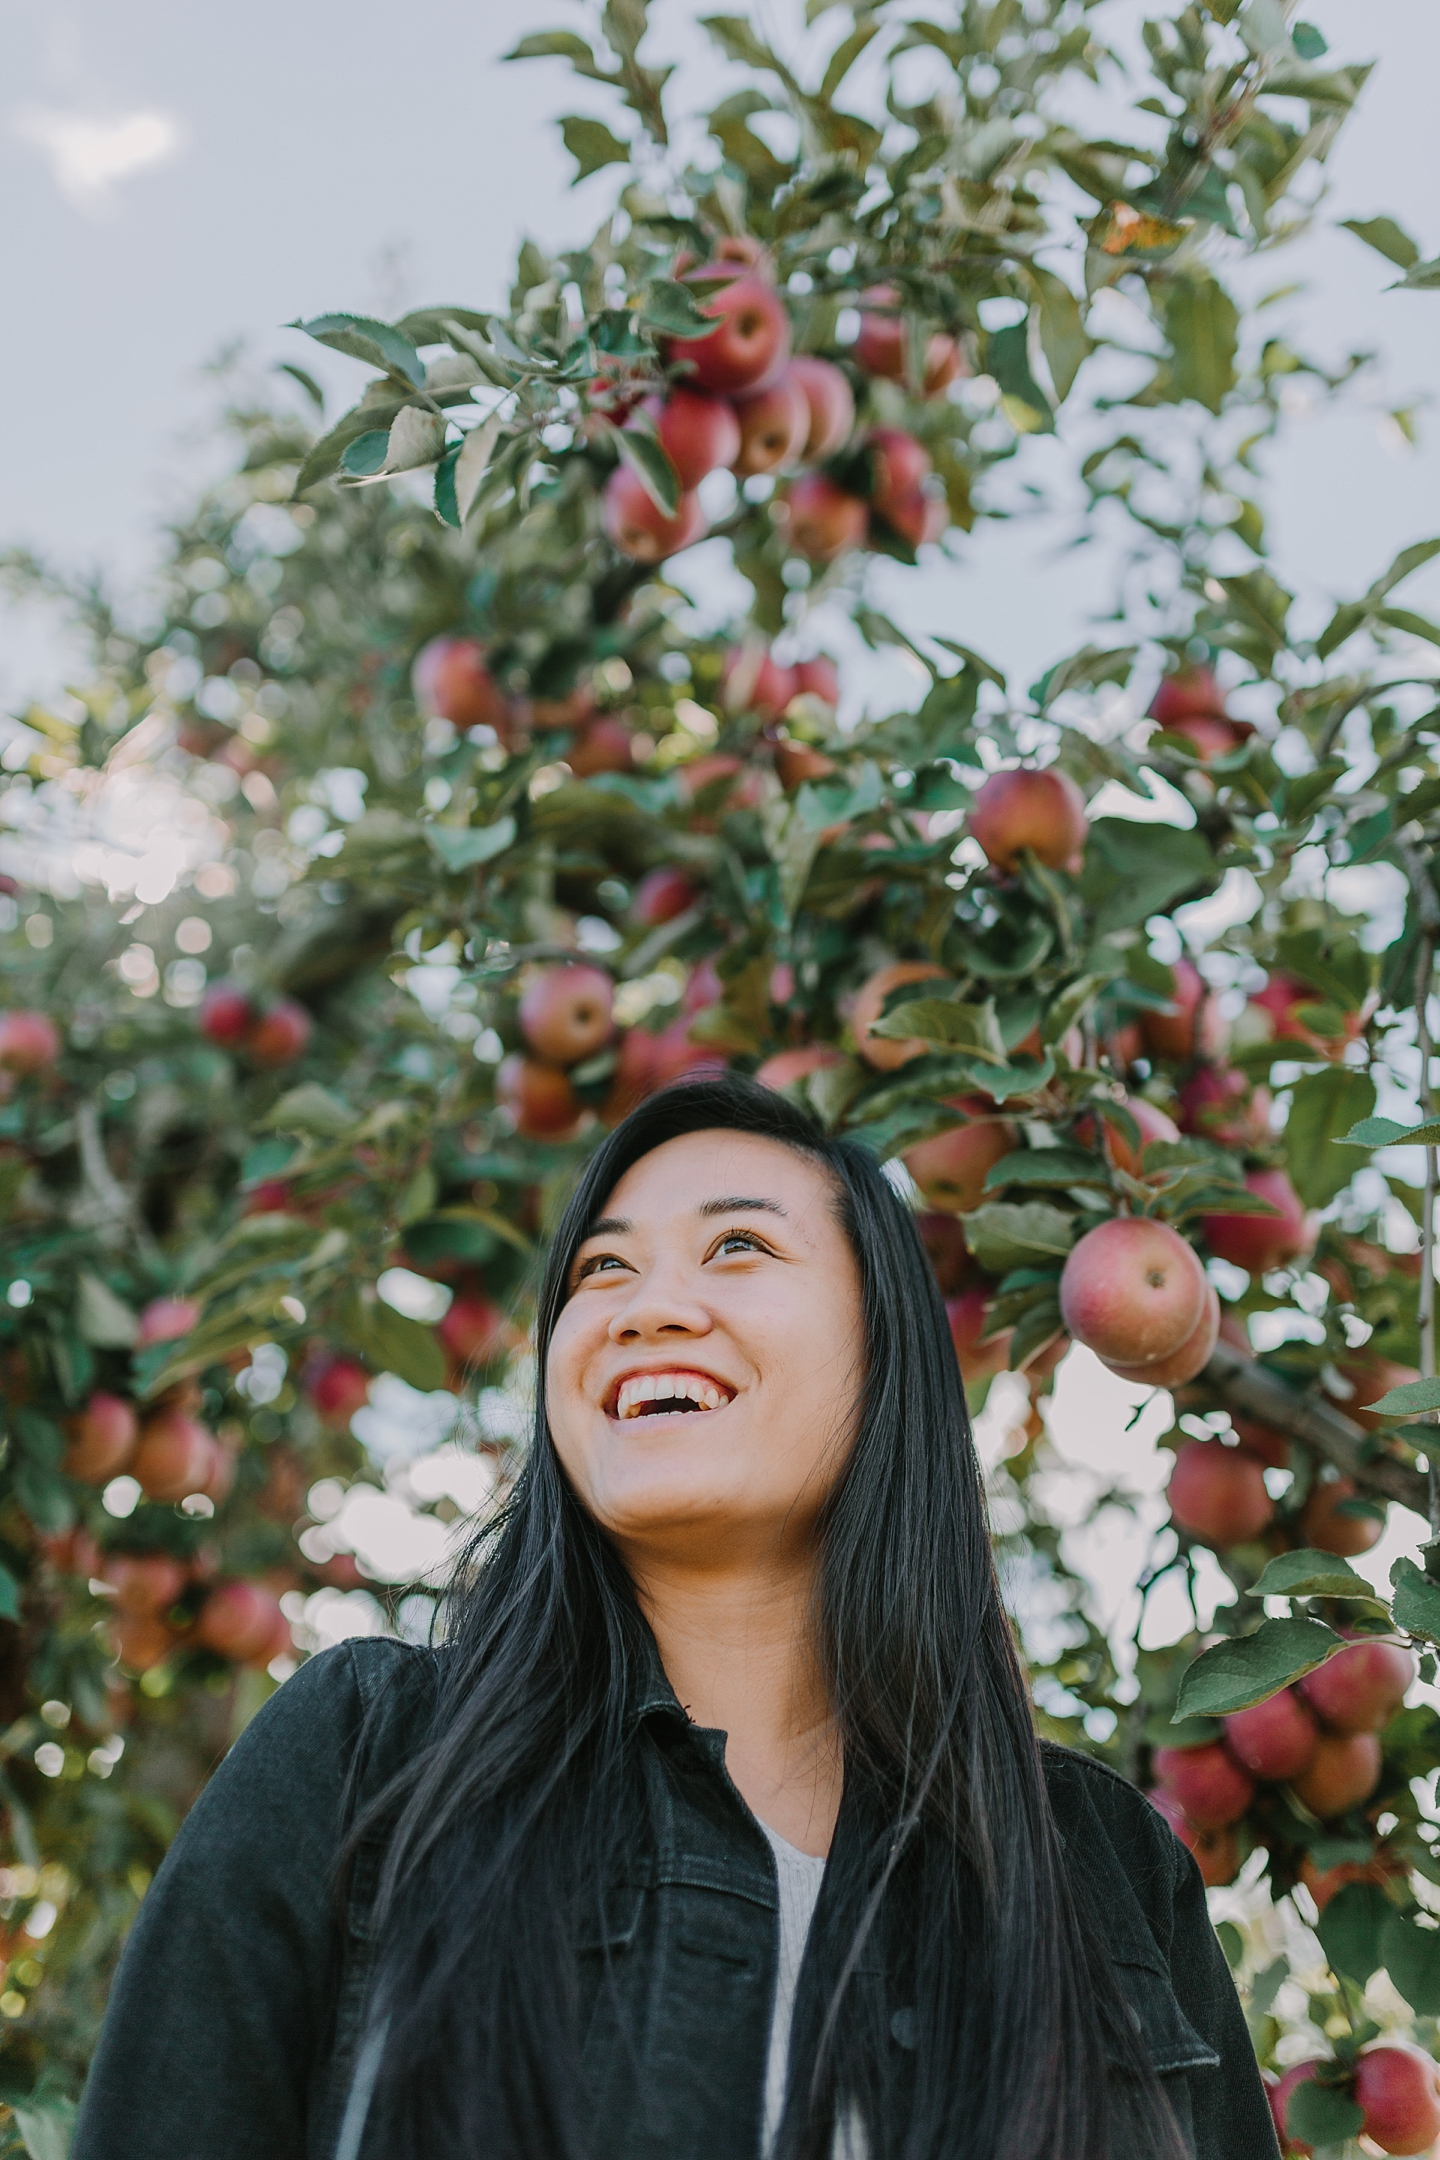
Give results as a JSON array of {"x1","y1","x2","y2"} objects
[{"x1": 14, "y1": 105, "x2": 184, "y2": 212}]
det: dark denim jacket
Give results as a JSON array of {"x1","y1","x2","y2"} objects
[{"x1": 71, "y1": 1637, "x2": 1278, "y2": 2160}]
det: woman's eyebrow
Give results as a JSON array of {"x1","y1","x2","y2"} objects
[
  {"x1": 584, "y1": 1215, "x2": 632, "y2": 1238},
  {"x1": 697, "y1": 1196, "x2": 788, "y2": 1219}
]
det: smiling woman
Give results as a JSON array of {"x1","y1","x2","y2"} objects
[{"x1": 70, "y1": 1078, "x2": 1276, "y2": 2160}]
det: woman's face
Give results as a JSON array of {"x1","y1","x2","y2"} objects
[{"x1": 546, "y1": 1129, "x2": 865, "y2": 1571}]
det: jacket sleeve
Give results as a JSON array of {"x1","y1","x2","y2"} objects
[
  {"x1": 70, "y1": 1640, "x2": 412, "y2": 2160},
  {"x1": 1164, "y1": 1837, "x2": 1280, "y2": 2160}
]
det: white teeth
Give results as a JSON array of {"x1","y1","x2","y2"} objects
[{"x1": 615, "y1": 1371, "x2": 730, "y2": 1419}]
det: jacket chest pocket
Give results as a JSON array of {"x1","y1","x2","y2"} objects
[{"x1": 1106, "y1": 1958, "x2": 1214, "y2": 2160}]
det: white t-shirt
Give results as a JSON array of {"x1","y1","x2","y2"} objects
[{"x1": 757, "y1": 1820, "x2": 867, "y2": 2159}]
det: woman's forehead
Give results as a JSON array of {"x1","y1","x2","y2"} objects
[{"x1": 594, "y1": 1128, "x2": 839, "y2": 1228}]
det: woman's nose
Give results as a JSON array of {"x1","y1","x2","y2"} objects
[{"x1": 606, "y1": 1263, "x2": 713, "y2": 1343}]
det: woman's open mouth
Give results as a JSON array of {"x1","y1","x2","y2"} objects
[{"x1": 609, "y1": 1369, "x2": 736, "y2": 1420}]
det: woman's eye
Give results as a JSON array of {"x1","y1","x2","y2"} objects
[
  {"x1": 716, "y1": 1231, "x2": 765, "y2": 1256},
  {"x1": 578, "y1": 1252, "x2": 627, "y2": 1281}
]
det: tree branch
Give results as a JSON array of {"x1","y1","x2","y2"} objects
[{"x1": 1198, "y1": 1339, "x2": 1429, "y2": 1520}]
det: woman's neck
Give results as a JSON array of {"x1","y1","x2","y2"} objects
[{"x1": 631, "y1": 1554, "x2": 842, "y2": 1858}]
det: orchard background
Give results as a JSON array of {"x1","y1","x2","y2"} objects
[{"x1": 4, "y1": 1, "x2": 1440, "y2": 2152}]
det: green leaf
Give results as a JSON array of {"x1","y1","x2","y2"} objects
[
  {"x1": 425, "y1": 816, "x2": 518, "y2": 872},
  {"x1": 1249, "y1": 1549, "x2": 1372, "y2": 1600},
  {"x1": 346, "y1": 1297, "x2": 445, "y2": 1392},
  {"x1": 870, "y1": 998, "x2": 996, "y2": 1048},
  {"x1": 1369, "y1": 1378, "x2": 1440, "y2": 1417},
  {"x1": 1393, "y1": 255, "x2": 1440, "y2": 292},
  {"x1": 1342, "y1": 215, "x2": 1420, "y2": 270},
  {"x1": 433, "y1": 442, "x2": 462, "y2": 528},
  {"x1": 961, "y1": 1202, "x2": 1077, "y2": 1273},
  {"x1": 75, "y1": 1272, "x2": 138, "y2": 1349},
  {"x1": 0, "y1": 1562, "x2": 20, "y2": 1624},
  {"x1": 819, "y1": 17, "x2": 879, "y2": 102},
  {"x1": 504, "y1": 30, "x2": 605, "y2": 65},
  {"x1": 559, "y1": 115, "x2": 632, "y2": 182},
  {"x1": 986, "y1": 318, "x2": 1054, "y2": 433},
  {"x1": 292, "y1": 401, "x2": 408, "y2": 494},
  {"x1": 1161, "y1": 277, "x2": 1238, "y2": 414},
  {"x1": 261, "y1": 1084, "x2": 354, "y2": 1137},
  {"x1": 290, "y1": 313, "x2": 425, "y2": 389},
  {"x1": 1317, "y1": 1878, "x2": 1388, "y2": 1983},
  {"x1": 1079, "y1": 820, "x2": 1220, "y2": 935},
  {"x1": 1339, "y1": 1114, "x2": 1440, "y2": 1149},
  {"x1": 339, "y1": 428, "x2": 392, "y2": 477},
  {"x1": 640, "y1": 279, "x2": 721, "y2": 339},
  {"x1": 1286, "y1": 1067, "x2": 1375, "y2": 1207},
  {"x1": 1292, "y1": 20, "x2": 1327, "y2": 59},
  {"x1": 275, "y1": 360, "x2": 325, "y2": 409},
  {"x1": 1028, "y1": 265, "x2": 1092, "y2": 403},
  {"x1": 1380, "y1": 1910, "x2": 1440, "y2": 2014},
  {"x1": 1391, "y1": 1557, "x2": 1440, "y2": 1644},
  {"x1": 1173, "y1": 1617, "x2": 1345, "y2": 1719},
  {"x1": 983, "y1": 1149, "x2": 1110, "y2": 1192},
  {"x1": 613, "y1": 425, "x2": 681, "y2": 515},
  {"x1": 700, "y1": 14, "x2": 787, "y2": 74},
  {"x1": 1029, "y1": 646, "x2": 1134, "y2": 712},
  {"x1": 1283, "y1": 2076, "x2": 1363, "y2": 2147}
]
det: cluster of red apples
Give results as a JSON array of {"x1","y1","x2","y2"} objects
[
  {"x1": 1271, "y1": 2043, "x2": 1440, "y2": 2157},
  {"x1": 1150, "y1": 1637, "x2": 1413, "y2": 1889},
  {"x1": 598, "y1": 250, "x2": 958, "y2": 566}
]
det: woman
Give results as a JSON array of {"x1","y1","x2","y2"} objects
[{"x1": 73, "y1": 1076, "x2": 1276, "y2": 2160}]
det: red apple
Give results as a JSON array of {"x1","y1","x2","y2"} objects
[
  {"x1": 1300, "y1": 1473, "x2": 1385, "y2": 1558},
  {"x1": 1138, "y1": 958, "x2": 1228, "y2": 1064},
  {"x1": 1339, "y1": 1355, "x2": 1423, "y2": 1432},
  {"x1": 518, "y1": 964, "x2": 613, "y2": 1065},
  {"x1": 1355, "y1": 2045, "x2": 1440, "y2": 2154},
  {"x1": 1160, "y1": 714, "x2": 1248, "y2": 761},
  {"x1": 496, "y1": 1055, "x2": 582, "y2": 1139},
  {"x1": 754, "y1": 1045, "x2": 845, "y2": 1089},
  {"x1": 1270, "y1": 2059, "x2": 1323, "y2": 2156},
  {"x1": 1177, "y1": 1065, "x2": 1272, "y2": 1149},
  {"x1": 1148, "y1": 667, "x2": 1228, "y2": 726},
  {"x1": 1106, "y1": 1281, "x2": 1219, "y2": 1387},
  {"x1": 306, "y1": 1356, "x2": 372, "y2": 1426},
  {"x1": 793, "y1": 656, "x2": 840, "y2": 708},
  {"x1": 136, "y1": 1296, "x2": 201, "y2": 1347},
  {"x1": 1290, "y1": 1729, "x2": 1382, "y2": 1818},
  {"x1": 412, "y1": 635, "x2": 517, "y2": 740},
  {"x1": 867, "y1": 427, "x2": 931, "y2": 516},
  {"x1": 567, "y1": 717, "x2": 635, "y2": 776},
  {"x1": 198, "y1": 982, "x2": 256, "y2": 1048},
  {"x1": 787, "y1": 355, "x2": 854, "y2": 459},
  {"x1": 1231, "y1": 1415, "x2": 1289, "y2": 1471},
  {"x1": 853, "y1": 287, "x2": 964, "y2": 395},
  {"x1": 110, "y1": 1614, "x2": 176, "y2": 1673},
  {"x1": 1223, "y1": 1687, "x2": 1319, "y2": 1782},
  {"x1": 101, "y1": 1551, "x2": 190, "y2": 1617},
  {"x1": 774, "y1": 740, "x2": 836, "y2": 790},
  {"x1": 848, "y1": 960, "x2": 949, "y2": 1071},
  {"x1": 1059, "y1": 1217, "x2": 1208, "y2": 1366},
  {"x1": 969, "y1": 767, "x2": 1088, "y2": 875},
  {"x1": 247, "y1": 998, "x2": 312, "y2": 1068},
  {"x1": 602, "y1": 466, "x2": 707, "y2": 562},
  {"x1": 666, "y1": 270, "x2": 791, "y2": 394},
  {"x1": 1152, "y1": 1741, "x2": 1254, "y2": 1830},
  {"x1": 946, "y1": 1286, "x2": 1011, "y2": 1385},
  {"x1": 732, "y1": 372, "x2": 809, "y2": 475},
  {"x1": 438, "y1": 1288, "x2": 508, "y2": 1366},
  {"x1": 1147, "y1": 1789, "x2": 1240, "y2": 1886},
  {"x1": 1299, "y1": 1849, "x2": 1404, "y2": 1913},
  {"x1": 903, "y1": 1098, "x2": 1017, "y2": 1214},
  {"x1": 1250, "y1": 971, "x2": 1362, "y2": 1060},
  {"x1": 916, "y1": 1212, "x2": 971, "y2": 1296},
  {"x1": 63, "y1": 1393, "x2": 139, "y2": 1484},
  {"x1": 1077, "y1": 1096, "x2": 1181, "y2": 1178},
  {"x1": 131, "y1": 1411, "x2": 219, "y2": 1504},
  {"x1": 782, "y1": 473, "x2": 868, "y2": 561},
  {"x1": 880, "y1": 486, "x2": 948, "y2": 548},
  {"x1": 1201, "y1": 1167, "x2": 1315, "y2": 1274},
  {"x1": 638, "y1": 389, "x2": 741, "y2": 489},
  {"x1": 1300, "y1": 1639, "x2": 1414, "y2": 1734},
  {"x1": 1166, "y1": 1438, "x2": 1274, "y2": 1546},
  {"x1": 195, "y1": 1580, "x2": 289, "y2": 1666},
  {"x1": 0, "y1": 1011, "x2": 61, "y2": 1074},
  {"x1": 632, "y1": 867, "x2": 698, "y2": 926},
  {"x1": 722, "y1": 647, "x2": 799, "y2": 720}
]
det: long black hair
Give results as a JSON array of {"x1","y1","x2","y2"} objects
[{"x1": 348, "y1": 1075, "x2": 1182, "y2": 2158}]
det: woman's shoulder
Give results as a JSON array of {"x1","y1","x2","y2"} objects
[
  {"x1": 1039, "y1": 1739, "x2": 1183, "y2": 1891},
  {"x1": 216, "y1": 1636, "x2": 443, "y2": 1807}
]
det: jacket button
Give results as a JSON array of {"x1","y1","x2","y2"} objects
[{"x1": 890, "y1": 2007, "x2": 917, "y2": 2050}]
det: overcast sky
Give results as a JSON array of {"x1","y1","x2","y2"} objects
[{"x1": 2, "y1": 0, "x2": 1438, "y2": 705}]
